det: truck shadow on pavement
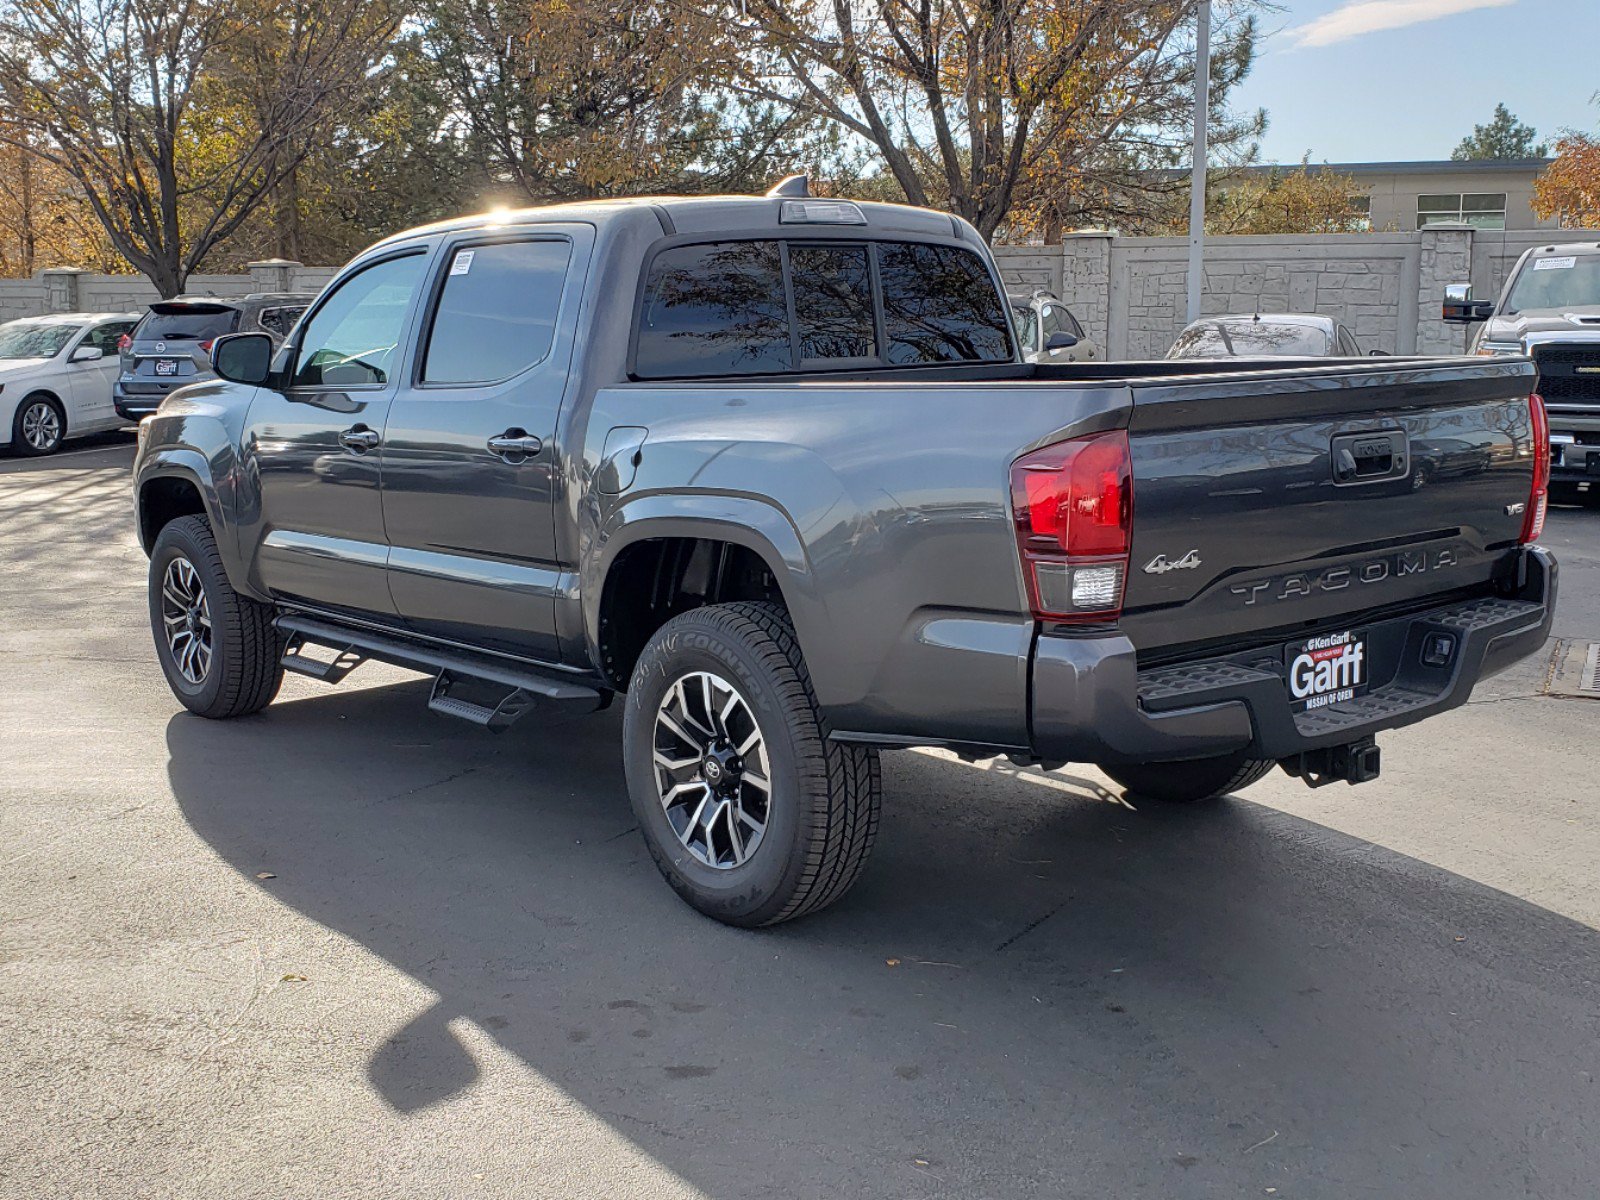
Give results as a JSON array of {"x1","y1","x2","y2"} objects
[{"x1": 165, "y1": 681, "x2": 1600, "y2": 1199}]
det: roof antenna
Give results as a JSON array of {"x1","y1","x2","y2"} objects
[{"x1": 766, "y1": 173, "x2": 810, "y2": 198}]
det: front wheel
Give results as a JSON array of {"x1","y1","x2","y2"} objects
[
  {"x1": 1100, "y1": 753, "x2": 1276, "y2": 804},
  {"x1": 12, "y1": 394, "x2": 65, "y2": 456},
  {"x1": 148, "y1": 515, "x2": 285, "y2": 718},
  {"x1": 622, "y1": 602, "x2": 880, "y2": 927}
]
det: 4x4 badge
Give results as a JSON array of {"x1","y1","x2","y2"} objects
[{"x1": 1143, "y1": 549, "x2": 1202, "y2": 575}]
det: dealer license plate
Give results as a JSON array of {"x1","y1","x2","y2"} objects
[
  {"x1": 153, "y1": 358, "x2": 179, "y2": 376},
  {"x1": 1285, "y1": 630, "x2": 1368, "y2": 713}
]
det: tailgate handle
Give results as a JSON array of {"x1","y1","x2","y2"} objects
[{"x1": 1331, "y1": 430, "x2": 1407, "y2": 485}]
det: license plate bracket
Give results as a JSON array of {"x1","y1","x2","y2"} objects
[{"x1": 1285, "y1": 630, "x2": 1369, "y2": 713}]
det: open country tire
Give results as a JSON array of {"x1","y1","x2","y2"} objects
[
  {"x1": 622, "y1": 601, "x2": 881, "y2": 928},
  {"x1": 12, "y1": 393, "x2": 65, "y2": 456},
  {"x1": 148, "y1": 515, "x2": 285, "y2": 719},
  {"x1": 1100, "y1": 753, "x2": 1276, "y2": 804}
]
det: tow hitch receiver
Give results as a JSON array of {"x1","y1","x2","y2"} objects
[{"x1": 1282, "y1": 737, "x2": 1381, "y2": 788}]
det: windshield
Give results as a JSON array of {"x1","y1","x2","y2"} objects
[
  {"x1": 1168, "y1": 320, "x2": 1331, "y2": 358},
  {"x1": 0, "y1": 322, "x2": 79, "y2": 360},
  {"x1": 1505, "y1": 255, "x2": 1600, "y2": 313},
  {"x1": 133, "y1": 307, "x2": 239, "y2": 343}
]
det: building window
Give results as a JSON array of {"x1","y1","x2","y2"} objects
[{"x1": 1417, "y1": 192, "x2": 1506, "y2": 230}]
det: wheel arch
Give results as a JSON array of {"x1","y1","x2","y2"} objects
[{"x1": 584, "y1": 497, "x2": 829, "y2": 693}]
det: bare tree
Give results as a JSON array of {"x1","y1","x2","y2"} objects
[
  {"x1": 699, "y1": 0, "x2": 1261, "y2": 240},
  {"x1": 0, "y1": 0, "x2": 398, "y2": 295}
]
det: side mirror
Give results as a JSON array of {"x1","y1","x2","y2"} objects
[
  {"x1": 212, "y1": 332, "x2": 274, "y2": 385},
  {"x1": 1442, "y1": 283, "x2": 1493, "y2": 324},
  {"x1": 1044, "y1": 331, "x2": 1079, "y2": 351},
  {"x1": 69, "y1": 345, "x2": 103, "y2": 362}
]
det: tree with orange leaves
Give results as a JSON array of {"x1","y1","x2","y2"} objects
[{"x1": 1533, "y1": 134, "x2": 1600, "y2": 230}]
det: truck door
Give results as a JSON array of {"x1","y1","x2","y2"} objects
[
  {"x1": 243, "y1": 248, "x2": 431, "y2": 617},
  {"x1": 378, "y1": 226, "x2": 591, "y2": 660}
]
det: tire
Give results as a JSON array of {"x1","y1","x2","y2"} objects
[
  {"x1": 12, "y1": 393, "x2": 65, "y2": 456},
  {"x1": 148, "y1": 514, "x2": 285, "y2": 719},
  {"x1": 622, "y1": 601, "x2": 881, "y2": 928},
  {"x1": 1100, "y1": 753, "x2": 1276, "y2": 804}
]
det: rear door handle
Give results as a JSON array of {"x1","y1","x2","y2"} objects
[
  {"x1": 338, "y1": 426, "x2": 379, "y2": 453},
  {"x1": 488, "y1": 430, "x2": 542, "y2": 459}
]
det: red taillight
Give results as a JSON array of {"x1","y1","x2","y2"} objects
[
  {"x1": 116, "y1": 333, "x2": 131, "y2": 352},
  {"x1": 198, "y1": 339, "x2": 214, "y2": 353},
  {"x1": 1010, "y1": 430, "x2": 1133, "y2": 622},
  {"x1": 1522, "y1": 392, "x2": 1550, "y2": 544}
]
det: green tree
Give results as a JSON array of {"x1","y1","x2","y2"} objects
[{"x1": 1452, "y1": 103, "x2": 1547, "y2": 161}]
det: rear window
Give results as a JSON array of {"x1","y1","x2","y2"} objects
[
  {"x1": 134, "y1": 306, "x2": 239, "y2": 343},
  {"x1": 1168, "y1": 320, "x2": 1331, "y2": 359},
  {"x1": 634, "y1": 238, "x2": 1012, "y2": 379},
  {"x1": 879, "y1": 243, "x2": 1010, "y2": 364}
]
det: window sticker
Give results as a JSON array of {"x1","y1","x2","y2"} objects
[
  {"x1": 449, "y1": 249, "x2": 475, "y2": 276},
  {"x1": 1533, "y1": 256, "x2": 1576, "y2": 271}
]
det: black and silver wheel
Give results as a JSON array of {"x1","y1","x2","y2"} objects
[
  {"x1": 148, "y1": 515, "x2": 285, "y2": 719},
  {"x1": 12, "y1": 394, "x2": 64, "y2": 456},
  {"x1": 1100, "y1": 752, "x2": 1276, "y2": 804},
  {"x1": 623, "y1": 602, "x2": 880, "y2": 927}
]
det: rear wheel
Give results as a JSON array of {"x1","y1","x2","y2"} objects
[
  {"x1": 1100, "y1": 753, "x2": 1276, "y2": 804},
  {"x1": 148, "y1": 515, "x2": 285, "y2": 718},
  {"x1": 12, "y1": 394, "x2": 64, "y2": 456},
  {"x1": 622, "y1": 601, "x2": 880, "y2": 927}
]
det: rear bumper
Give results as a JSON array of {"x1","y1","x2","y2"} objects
[{"x1": 1031, "y1": 546, "x2": 1556, "y2": 765}]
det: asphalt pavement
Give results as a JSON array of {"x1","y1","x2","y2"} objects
[{"x1": 2, "y1": 438, "x2": 1597, "y2": 1199}]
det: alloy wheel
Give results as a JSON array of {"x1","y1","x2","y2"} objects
[
  {"x1": 652, "y1": 671, "x2": 771, "y2": 869},
  {"x1": 160, "y1": 556, "x2": 213, "y2": 684},
  {"x1": 21, "y1": 401, "x2": 61, "y2": 452}
]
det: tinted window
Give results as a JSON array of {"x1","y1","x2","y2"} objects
[
  {"x1": 1060, "y1": 307, "x2": 1085, "y2": 339},
  {"x1": 293, "y1": 253, "x2": 426, "y2": 387},
  {"x1": 1040, "y1": 304, "x2": 1064, "y2": 338},
  {"x1": 636, "y1": 241, "x2": 790, "y2": 378},
  {"x1": 879, "y1": 243, "x2": 1010, "y2": 364},
  {"x1": 134, "y1": 307, "x2": 239, "y2": 343},
  {"x1": 423, "y1": 240, "x2": 572, "y2": 384},
  {"x1": 255, "y1": 306, "x2": 306, "y2": 340},
  {"x1": 791, "y1": 244, "x2": 875, "y2": 361}
]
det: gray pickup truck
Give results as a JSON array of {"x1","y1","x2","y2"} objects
[
  {"x1": 1445, "y1": 239, "x2": 1600, "y2": 501},
  {"x1": 132, "y1": 181, "x2": 1557, "y2": 926}
]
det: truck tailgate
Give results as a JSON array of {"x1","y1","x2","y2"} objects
[{"x1": 1119, "y1": 358, "x2": 1539, "y2": 658}]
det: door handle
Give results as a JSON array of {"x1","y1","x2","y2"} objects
[
  {"x1": 488, "y1": 430, "x2": 542, "y2": 459},
  {"x1": 338, "y1": 425, "x2": 379, "y2": 453}
]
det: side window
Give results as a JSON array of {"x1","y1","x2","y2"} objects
[
  {"x1": 292, "y1": 253, "x2": 427, "y2": 388},
  {"x1": 422, "y1": 239, "x2": 573, "y2": 384},
  {"x1": 86, "y1": 321, "x2": 134, "y2": 353},
  {"x1": 256, "y1": 306, "x2": 306, "y2": 340},
  {"x1": 1061, "y1": 308, "x2": 1085, "y2": 339},
  {"x1": 878, "y1": 242, "x2": 1011, "y2": 364},
  {"x1": 790, "y1": 244, "x2": 876, "y2": 361},
  {"x1": 1040, "y1": 305, "x2": 1064, "y2": 339},
  {"x1": 636, "y1": 241, "x2": 790, "y2": 378},
  {"x1": 1013, "y1": 307, "x2": 1038, "y2": 352}
]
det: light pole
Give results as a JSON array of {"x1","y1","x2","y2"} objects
[{"x1": 1185, "y1": 0, "x2": 1211, "y2": 326}]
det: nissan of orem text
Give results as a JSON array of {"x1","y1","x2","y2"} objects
[{"x1": 131, "y1": 180, "x2": 1557, "y2": 927}]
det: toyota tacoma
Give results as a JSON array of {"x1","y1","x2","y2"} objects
[{"x1": 132, "y1": 180, "x2": 1557, "y2": 926}]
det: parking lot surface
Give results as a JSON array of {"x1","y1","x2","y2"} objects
[{"x1": 2, "y1": 439, "x2": 1598, "y2": 1199}]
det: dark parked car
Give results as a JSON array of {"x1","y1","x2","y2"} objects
[
  {"x1": 1167, "y1": 313, "x2": 1369, "y2": 359},
  {"x1": 131, "y1": 181, "x2": 1555, "y2": 927},
  {"x1": 113, "y1": 292, "x2": 314, "y2": 420}
]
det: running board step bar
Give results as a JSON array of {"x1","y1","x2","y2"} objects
[{"x1": 275, "y1": 614, "x2": 606, "y2": 731}]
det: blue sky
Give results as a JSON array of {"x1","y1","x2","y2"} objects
[{"x1": 1232, "y1": 0, "x2": 1598, "y2": 164}]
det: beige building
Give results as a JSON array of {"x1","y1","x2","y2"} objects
[{"x1": 1244, "y1": 158, "x2": 1558, "y2": 232}]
